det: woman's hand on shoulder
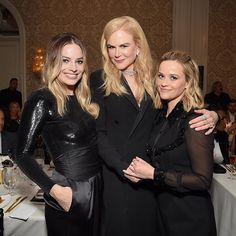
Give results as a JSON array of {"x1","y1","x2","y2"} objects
[
  {"x1": 49, "y1": 184, "x2": 72, "y2": 212},
  {"x1": 189, "y1": 109, "x2": 218, "y2": 135}
]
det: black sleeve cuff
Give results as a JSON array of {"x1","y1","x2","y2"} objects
[{"x1": 153, "y1": 167, "x2": 165, "y2": 185}]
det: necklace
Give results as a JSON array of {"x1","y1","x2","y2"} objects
[{"x1": 122, "y1": 70, "x2": 137, "y2": 77}]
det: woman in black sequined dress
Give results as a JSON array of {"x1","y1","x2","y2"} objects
[{"x1": 15, "y1": 33, "x2": 101, "y2": 236}]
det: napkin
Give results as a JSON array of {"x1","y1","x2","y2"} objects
[{"x1": 9, "y1": 203, "x2": 37, "y2": 221}]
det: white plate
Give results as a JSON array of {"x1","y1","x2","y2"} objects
[{"x1": 0, "y1": 194, "x2": 12, "y2": 208}]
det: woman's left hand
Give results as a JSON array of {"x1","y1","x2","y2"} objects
[
  {"x1": 123, "y1": 157, "x2": 154, "y2": 180},
  {"x1": 189, "y1": 109, "x2": 218, "y2": 135},
  {"x1": 49, "y1": 184, "x2": 73, "y2": 212}
]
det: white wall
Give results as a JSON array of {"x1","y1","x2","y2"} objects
[
  {"x1": 173, "y1": 0, "x2": 209, "y2": 93},
  {"x1": 0, "y1": 36, "x2": 21, "y2": 91},
  {"x1": 0, "y1": 0, "x2": 26, "y2": 102}
]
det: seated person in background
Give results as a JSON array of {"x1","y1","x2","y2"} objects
[
  {"x1": 0, "y1": 107, "x2": 17, "y2": 156},
  {"x1": 0, "y1": 78, "x2": 22, "y2": 111},
  {"x1": 213, "y1": 109, "x2": 229, "y2": 164},
  {"x1": 226, "y1": 98, "x2": 236, "y2": 123},
  {"x1": 225, "y1": 100, "x2": 236, "y2": 154},
  {"x1": 5, "y1": 101, "x2": 21, "y2": 133},
  {"x1": 204, "y1": 81, "x2": 231, "y2": 111}
]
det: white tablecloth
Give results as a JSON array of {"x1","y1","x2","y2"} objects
[
  {"x1": 0, "y1": 164, "x2": 51, "y2": 236},
  {"x1": 210, "y1": 169, "x2": 236, "y2": 236},
  {"x1": 4, "y1": 202, "x2": 46, "y2": 236}
]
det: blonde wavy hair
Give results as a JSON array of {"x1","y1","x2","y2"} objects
[
  {"x1": 155, "y1": 50, "x2": 204, "y2": 111},
  {"x1": 101, "y1": 16, "x2": 155, "y2": 102},
  {"x1": 42, "y1": 33, "x2": 99, "y2": 118}
]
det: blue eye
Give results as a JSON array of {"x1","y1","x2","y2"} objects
[
  {"x1": 76, "y1": 60, "x2": 83, "y2": 64},
  {"x1": 157, "y1": 74, "x2": 164, "y2": 80},
  {"x1": 107, "y1": 45, "x2": 114, "y2": 49},
  {"x1": 170, "y1": 76, "x2": 178, "y2": 81}
]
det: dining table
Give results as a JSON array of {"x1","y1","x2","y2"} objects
[
  {"x1": 210, "y1": 165, "x2": 236, "y2": 236},
  {"x1": 0, "y1": 163, "x2": 52, "y2": 236}
]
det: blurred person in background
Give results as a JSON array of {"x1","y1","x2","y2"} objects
[
  {"x1": 226, "y1": 98, "x2": 236, "y2": 123},
  {"x1": 0, "y1": 78, "x2": 22, "y2": 110},
  {"x1": 204, "y1": 80, "x2": 231, "y2": 111},
  {"x1": 5, "y1": 101, "x2": 21, "y2": 133},
  {"x1": 0, "y1": 107, "x2": 16, "y2": 156}
]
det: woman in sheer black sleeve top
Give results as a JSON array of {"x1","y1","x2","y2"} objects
[{"x1": 124, "y1": 50, "x2": 217, "y2": 236}]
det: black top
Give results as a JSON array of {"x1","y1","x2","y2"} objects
[
  {"x1": 0, "y1": 130, "x2": 17, "y2": 155},
  {"x1": 15, "y1": 88, "x2": 100, "y2": 194},
  {"x1": 0, "y1": 88, "x2": 22, "y2": 110},
  {"x1": 148, "y1": 102, "x2": 216, "y2": 236},
  {"x1": 149, "y1": 102, "x2": 214, "y2": 191},
  {"x1": 5, "y1": 119, "x2": 20, "y2": 133},
  {"x1": 204, "y1": 91, "x2": 231, "y2": 111}
]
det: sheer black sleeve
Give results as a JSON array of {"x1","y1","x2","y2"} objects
[
  {"x1": 163, "y1": 116, "x2": 214, "y2": 191},
  {"x1": 90, "y1": 70, "x2": 129, "y2": 177},
  {"x1": 16, "y1": 91, "x2": 55, "y2": 194}
]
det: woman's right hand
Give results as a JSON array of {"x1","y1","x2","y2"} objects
[{"x1": 49, "y1": 184, "x2": 72, "y2": 211}]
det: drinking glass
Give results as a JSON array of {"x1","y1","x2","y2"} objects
[{"x1": 2, "y1": 167, "x2": 17, "y2": 195}]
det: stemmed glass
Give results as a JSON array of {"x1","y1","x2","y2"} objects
[{"x1": 2, "y1": 166, "x2": 17, "y2": 195}]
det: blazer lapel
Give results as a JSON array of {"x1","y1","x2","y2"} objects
[
  {"x1": 120, "y1": 75, "x2": 153, "y2": 137},
  {"x1": 128, "y1": 95, "x2": 153, "y2": 138},
  {"x1": 121, "y1": 76, "x2": 140, "y2": 110}
]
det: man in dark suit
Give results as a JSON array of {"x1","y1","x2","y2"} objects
[
  {"x1": 0, "y1": 78, "x2": 22, "y2": 111},
  {"x1": 0, "y1": 107, "x2": 16, "y2": 155}
]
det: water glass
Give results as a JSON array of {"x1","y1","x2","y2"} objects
[{"x1": 2, "y1": 167, "x2": 17, "y2": 195}]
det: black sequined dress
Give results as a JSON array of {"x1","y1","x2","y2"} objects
[{"x1": 16, "y1": 88, "x2": 101, "y2": 236}]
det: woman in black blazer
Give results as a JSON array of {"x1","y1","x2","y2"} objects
[{"x1": 90, "y1": 16, "x2": 218, "y2": 236}]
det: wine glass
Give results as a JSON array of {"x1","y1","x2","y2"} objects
[{"x1": 2, "y1": 167, "x2": 17, "y2": 195}]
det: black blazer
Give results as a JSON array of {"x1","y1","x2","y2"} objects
[
  {"x1": 90, "y1": 69, "x2": 158, "y2": 176},
  {"x1": 90, "y1": 70, "x2": 159, "y2": 236}
]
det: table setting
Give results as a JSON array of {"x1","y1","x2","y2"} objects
[{"x1": 0, "y1": 155, "x2": 51, "y2": 236}]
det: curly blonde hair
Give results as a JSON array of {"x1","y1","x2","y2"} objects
[
  {"x1": 101, "y1": 16, "x2": 155, "y2": 102},
  {"x1": 42, "y1": 33, "x2": 99, "y2": 118},
  {"x1": 155, "y1": 50, "x2": 204, "y2": 111}
]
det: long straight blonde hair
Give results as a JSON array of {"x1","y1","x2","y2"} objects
[
  {"x1": 101, "y1": 16, "x2": 155, "y2": 102},
  {"x1": 42, "y1": 33, "x2": 99, "y2": 118}
]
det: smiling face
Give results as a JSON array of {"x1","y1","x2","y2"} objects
[
  {"x1": 157, "y1": 60, "x2": 188, "y2": 110},
  {"x1": 107, "y1": 29, "x2": 139, "y2": 71},
  {"x1": 57, "y1": 43, "x2": 85, "y2": 95}
]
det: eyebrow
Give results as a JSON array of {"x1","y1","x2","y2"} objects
[
  {"x1": 158, "y1": 72, "x2": 179, "y2": 77},
  {"x1": 62, "y1": 56, "x2": 83, "y2": 60},
  {"x1": 107, "y1": 42, "x2": 131, "y2": 47}
]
